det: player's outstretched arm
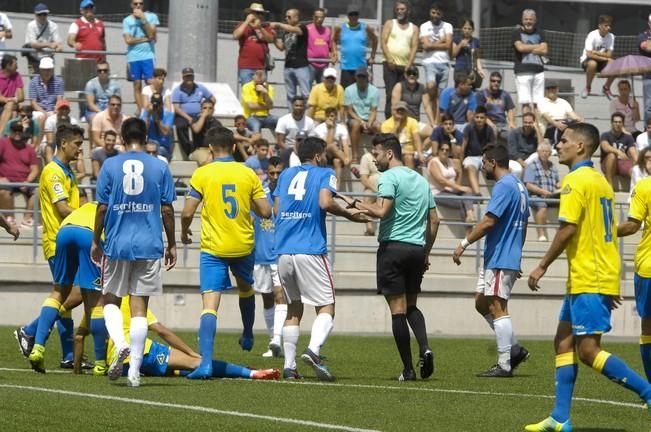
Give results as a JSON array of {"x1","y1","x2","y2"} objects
[
  {"x1": 322, "y1": 190, "x2": 370, "y2": 222},
  {"x1": 617, "y1": 217, "x2": 641, "y2": 237},
  {"x1": 149, "y1": 322, "x2": 200, "y2": 358},
  {"x1": 528, "y1": 222, "x2": 577, "y2": 291},
  {"x1": 161, "y1": 203, "x2": 177, "y2": 271},
  {"x1": 91, "y1": 204, "x2": 108, "y2": 265},
  {"x1": 452, "y1": 213, "x2": 497, "y2": 265},
  {"x1": 338, "y1": 192, "x2": 393, "y2": 219}
]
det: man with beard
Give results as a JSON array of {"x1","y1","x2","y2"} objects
[
  {"x1": 275, "y1": 95, "x2": 315, "y2": 163},
  {"x1": 339, "y1": 133, "x2": 438, "y2": 381},
  {"x1": 512, "y1": 9, "x2": 548, "y2": 113},
  {"x1": 380, "y1": 1, "x2": 419, "y2": 119},
  {"x1": 306, "y1": 8, "x2": 337, "y2": 84},
  {"x1": 274, "y1": 136, "x2": 366, "y2": 381},
  {"x1": 453, "y1": 144, "x2": 531, "y2": 378}
]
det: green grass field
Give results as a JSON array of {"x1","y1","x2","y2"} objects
[{"x1": 0, "y1": 327, "x2": 649, "y2": 431}]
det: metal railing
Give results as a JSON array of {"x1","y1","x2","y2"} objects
[{"x1": 0, "y1": 182, "x2": 636, "y2": 279}]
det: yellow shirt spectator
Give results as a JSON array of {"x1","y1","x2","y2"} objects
[
  {"x1": 241, "y1": 81, "x2": 274, "y2": 118},
  {"x1": 39, "y1": 158, "x2": 80, "y2": 260},
  {"x1": 307, "y1": 82, "x2": 344, "y2": 122},
  {"x1": 380, "y1": 116, "x2": 420, "y2": 154},
  {"x1": 558, "y1": 163, "x2": 620, "y2": 295}
]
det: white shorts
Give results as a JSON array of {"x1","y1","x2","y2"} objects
[
  {"x1": 515, "y1": 72, "x2": 545, "y2": 106},
  {"x1": 462, "y1": 155, "x2": 482, "y2": 170},
  {"x1": 475, "y1": 268, "x2": 518, "y2": 300},
  {"x1": 278, "y1": 254, "x2": 335, "y2": 307},
  {"x1": 102, "y1": 258, "x2": 163, "y2": 297},
  {"x1": 253, "y1": 263, "x2": 281, "y2": 294}
]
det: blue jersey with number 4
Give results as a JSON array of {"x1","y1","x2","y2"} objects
[
  {"x1": 484, "y1": 173, "x2": 529, "y2": 270},
  {"x1": 273, "y1": 164, "x2": 337, "y2": 255},
  {"x1": 96, "y1": 151, "x2": 176, "y2": 260}
]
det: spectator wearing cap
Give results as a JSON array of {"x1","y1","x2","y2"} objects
[
  {"x1": 539, "y1": 80, "x2": 583, "y2": 145},
  {"x1": 0, "y1": 11, "x2": 13, "y2": 64},
  {"x1": 24, "y1": 3, "x2": 63, "y2": 74},
  {"x1": 638, "y1": 14, "x2": 651, "y2": 123},
  {"x1": 91, "y1": 94, "x2": 128, "y2": 148},
  {"x1": 391, "y1": 66, "x2": 435, "y2": 147},
  {"x1": 601, "y1": 111, "x2": 637, "y2": 188},
  {"x1": 438, "y1": 72, "x2": 477, "y2": 131},
  {"x1": 142, "y1": 92, "x2": 174, "y2": 161},
  {"x1": 43, "y1": 99, "x2": 80, "y2": 162},
  {"x1": 0, "y1": 122, "x2": 39, "y2": 228},
  {"x1": 0, "y1": 55, "x2": 24, "y2": 132},
  {"x1": 233, "y1": 3, "x2": 275, "y2": 85},
  {"x1": 241, "y1": 69, "x2": 277, "y2": 134},
  {"x1": 380, "y1": 1, "x2": 419, "y2": 119},
  {"x1": 419, "y1": 3, "x2": 453, "y2": 116},
  {"x1": 580, "y1": 15, "x2": 615, "y2": 100},
  {"x1": 123, "y1": 0, "x2": 159, "y2": 113},
  {"x1": 512, "y1": 9, "x2": 548, "y2": 113},
  {"x1": 307, "y1": 67, "x2": 345, "y2": 123},
  {"x1": 461, "y1": 106, "x2": 496, "y2": 195},
  {"x1": 344, "y1": 67, "x2": 380, "y2": 163},
  {"x1": 380, "y1": 101, "x2": 422, "y2": 169},
  {"x1": 28, "y1": 57, "x2": 63, "y2": 146},
  {"x1": 475, "y1": 71, "x2": 516, "y2": 142},
  {"x1": 270, "y1": 9, "x2": 310, "y2": 111},
  {"x1": 68, "y1": 0, "x2": 106, "y2": 63},
  {"x1": 3, "y1": 105, "x2": 40, "y2": 146},
  {"x1": 306, "y1": 8, "x2": 337, "y2": 84},
  {"x1": 334, "y1": 8, "x2": 378, "y2": 89},
  {"x1": 172, "y1": 67, "x2": 216, "y2": 159},
  {"x1": 83, "y1": 60, "x2": 120, "y2": 123}
]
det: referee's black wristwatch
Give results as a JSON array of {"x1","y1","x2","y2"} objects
[{"x1": 347, "y1": 198, "x2": 360, "y2": 209}]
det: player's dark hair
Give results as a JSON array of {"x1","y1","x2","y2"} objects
[
  {"x1": 104, "y1": 130, "x2": 117, "y2": 139},
  {"x1": 269, "y1": 156, "x2": 283, "y2": 167},
  {"x1": 55, "y1": 124, "x2": 84, "y2": 146},
  {"x1": 1, "y1": 54, "x2": 17, "y2": 69},
  {"x1": 566, "y1": 122, "x2": 600, "y2": 156},
  {"x1": 483, "y1": 144, "x2": 509, "y2": 168},
  {"x1": 611, "y1": 111, "x2": 625, "y2": 124},
  {"x1": 373, "y1": 133, "x2": 403, "y2": 162},
  {"x1": 205, "y1": 126, "x2": 235, "y2": 150},
  {"x1": 121, "y1": 117, "x2": 147, "y2": 146},
  {"x1": 298, "y1": 136, "x2": 326, "y2": 162}
]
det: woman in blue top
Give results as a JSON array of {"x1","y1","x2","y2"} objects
[{"x1": 452, "y1": 19, "x2": 485, "y2": 89}]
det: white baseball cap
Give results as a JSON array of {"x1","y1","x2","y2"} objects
[
  {"x1": 323, "y1": 67, "x2": 337, "y2": 79},
  {"x1": 39, "y1": 57, "x2": 54, "y2": 69}
]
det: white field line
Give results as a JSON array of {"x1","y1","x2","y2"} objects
[
  {"x1": 0, "y1": 383, "x2": 380, "y2": 432},
  {"x1": 1, "y1": 367, "x2": 646, "y2": 410}
]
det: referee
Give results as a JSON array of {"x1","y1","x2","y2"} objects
[{"x1": 342, "y1": 133, "x2": 439, "y2": 381}]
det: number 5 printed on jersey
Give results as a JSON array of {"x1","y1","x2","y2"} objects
[{"x1": 222, "y1": 184, "x2": 238, "y2": 219}]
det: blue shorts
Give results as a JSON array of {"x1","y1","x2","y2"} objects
[
  {"x1": 52, "y1": 226, "x2": 100, "y2": 291},
  {"x1": 140, "y1": 341, "x2": 170, "y2": 376},
  {"x1": 127, "y1": 59, "x2": 154, "y2": 81},
  {"x1": 558, "y1": 293, "x2": 612, "y2": 335},
  {"x1": 199, "y1": 251, "x2": 254, "y2": 294},
  {"x1": 634, "y1": 274, "x2": 651, "y2": 319}
]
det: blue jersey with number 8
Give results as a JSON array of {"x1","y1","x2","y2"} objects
[
  {"x1": 96, "y1": 151, "x2": 176, "y2": 260},
  {"x1": 273, "y1": 164, "x2": 337, "y2": 255}
]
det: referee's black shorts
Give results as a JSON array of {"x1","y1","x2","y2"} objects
[{"x1": 376, "y1": 241, "x2": 426, "y2": 296}]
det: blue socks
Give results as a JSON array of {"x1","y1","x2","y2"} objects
[
  {"x1": 551, "y1": 352, "x2": 578, "y2": 423},
  {"x1": 24, "y1": 317, "x2": 39, "y2": 337},
  {"x1": 198, "y1": 310, "x2": 217, "y2": 367},
  {"x1": 594, "y1": 351, "x2": 651, "y2": 401},
  {"x1": 57, "y1": 308, "x2": 74, "y2": 362},
  {"x1": 211, "y1": 360, "x2": 251, "y2": 379},
  {"x1": 90, "y1": 306, "x2": 108, "y2": 362},
  {"x1": 34, "y1": 298, "x2": 62, "y2": 347},
  {"x1": 238, "y1": 291, "x2": 255, "y2": 339}
]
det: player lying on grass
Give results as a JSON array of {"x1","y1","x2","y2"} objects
[{"x1": 74, "y1": 296, "x2": 279, "y2": 381}]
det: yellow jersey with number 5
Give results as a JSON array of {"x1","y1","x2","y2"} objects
[
  {"x1": 628, "y1": 176, "x2": 651, "y2": 277},
  {"x1": 558, "y1": 162, "x2": 619, "y2": 295},
  {"x1": 188, "y1": 157, "x2": 266, "y2": 258}
]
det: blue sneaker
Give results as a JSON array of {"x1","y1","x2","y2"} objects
[
  {"x1": 282, "y1": 368, "x2": 302, "y2": 380},
  {"x1": 301, "y1": 348, "x2": 335, "y2": 381},
  {"x1": 524, "y1": 416, "x2": 572, "y2": 432},
  {"x1": 239, "y1": 335, "x2": 254, "y2": 352},
  {"x1": 186, "y1": 364, "x2": 213, "y2": 380}
]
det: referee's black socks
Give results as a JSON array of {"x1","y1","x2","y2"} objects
[
  {"x1": 406, "y1": 306, "x2": 430, "y2": 356},
  {"x1": 391, "y1": 313, "x2": 413, "y2": 372}
]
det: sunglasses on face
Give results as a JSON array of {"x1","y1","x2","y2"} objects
[
  {"x1": 36, "y1": 13, "x2": 48, "y2": 16},
  {"x1": 132, "y1": 2, "x2": 144, "y2": 6},
  {"x1": 109, "y1": 103, "x2": 121, "y2": 107},
  {"x1": 97, "y1": 69, "x2": 109, "y2": 73},
  {"x1": 490, "y1": 79, "x2": 501, "y2": 83}
]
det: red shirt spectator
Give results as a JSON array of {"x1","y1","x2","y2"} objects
[
  {"x1": 67, "y1": 0, "x2": 106, "y2": 63},
  {"x1": 0, "y1": 54, "x2": 24, "y2": 101},
  {"x1": 233, "y1": 4, "x2": 275, "y2": 70},
  {"x1": 0, "y1": 127, "x2": 38, "y2": 182}
]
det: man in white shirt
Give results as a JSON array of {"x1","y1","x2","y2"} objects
[
  {"x1": 579, "y1": 15, "x2": 615, "y2": 99},
  {"x1": 538, "y1": 81, "x2": 583, "y2": 144},
  {"x1": 0, "y1": 12, "x2": 13, "y2": 62},
  {"x1": 637, "y1": 117, "x2": 651, "y2": 151},
  {"x1": 275, "y1": 95, "x2": 315, "y2": 163},
  {"x1": 24, "y1": 3, "x2": 63, "y2": 73},
  {"x1": 419, "y1": 3, "x2": 452, "y2": 115}
]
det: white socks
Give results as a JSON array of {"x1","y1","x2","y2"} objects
[
  {"x1": 103, "y1": 303, "x2": 126, "y2": 350},
  {"x1": 128, "y1": 317, "x2": 148, "y2": 379},
  {"x1": 484, "y1": 312, "x2": 518, "y2": 345},
  {"x1": 263, "y1": 306, "x2": 275, "y2": 337},
  {"x1": 282, "y1": 325, "x2": 299, "y2": 370},
  {"x1": 493, "y1": 315, "x2": 513, "y2": 371},
  {"x1": 307, "y1": 313, "x2": 334, "y2": 356},
  {"x1": 272, "y1": 304, "x2": 287, "y2": 345}
]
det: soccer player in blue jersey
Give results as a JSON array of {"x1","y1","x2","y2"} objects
[
  {"x1": 453, "y1": 144, "x2": 531, "y2": 377},
  {"x1": 253, "y1": 157, "x2": 288, "y2": 358},
  {"x1": 527, "y1": 123, "x2": 651, "y2": 431},
  {"x1": 91, "y1": 118, "x2": 177, "y2": 388},
  {"x1": 274, "y1": 136, "x2": 367, "y2": 381}
]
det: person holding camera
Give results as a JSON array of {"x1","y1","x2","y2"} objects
[{"x1": 141, "y1": 92, "x2": 174, "y2": 161}]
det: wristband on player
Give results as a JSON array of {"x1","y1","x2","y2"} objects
[
  {"x1": 347, "y1": 198, "x2": 360, "y2": 209},
  {"x1": 460, "y1": 238, "x2": 471, "y2": 249}
]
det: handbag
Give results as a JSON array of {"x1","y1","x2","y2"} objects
[{"x1": 22, "y1": 22, "x2": 49, "y2": 63}]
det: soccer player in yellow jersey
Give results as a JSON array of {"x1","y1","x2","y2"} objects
[
  {"x1": 17, "y1": 125, "x2": 85, "y2": 372},
  {"x1": 181, "y1": 126, "x2": 272, "y2": 379},
  {"x1": 618, "y1": 176, "x2": 651, "y2": 384},
  {"x1": 526, "y1": 123, "x2": 651, "y2": 431}
]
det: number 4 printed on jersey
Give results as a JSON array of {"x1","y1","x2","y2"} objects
[{"x1": 288, "y1": 171, "x2": 308, "y2": 200}]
